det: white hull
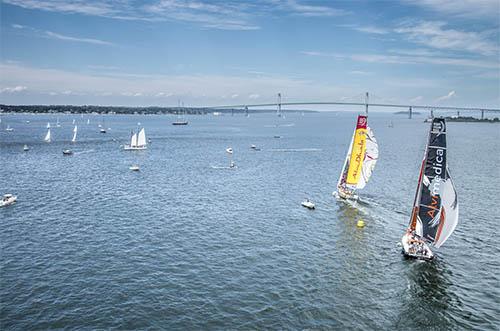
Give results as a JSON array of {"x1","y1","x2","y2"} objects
[
  {"x1": 332, "y1": 190, "x2": 359, "y2": 202},
  {"x1": 401, "y1": 232, "x2": 434, "y2": 260},
  {"x1": 301, "y1": 201, "x2": 315, "y2": 209},
  {"x1": 123, "y1": 145, "x2": 147, "y2": 150},
  {"x1": 129, "y1": 165, "x2": 140, "y2": 171},
  {"x1": 0, "y1": 195, "x2": 17, "y2": 207}
]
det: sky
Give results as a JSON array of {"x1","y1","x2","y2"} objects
[{"x1": 0, "y1": 0, "x2": 499, "y2": 108}]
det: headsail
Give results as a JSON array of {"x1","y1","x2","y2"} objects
[
  {"x1": 337, "y1": 115, "x2": 377, "y2": 197},
  {"x1": 411, "y1": 118, "x2": 458, "y2": 247},
  {"x1": 356, "y1": 127, "x2": 378, "y2": 189}
]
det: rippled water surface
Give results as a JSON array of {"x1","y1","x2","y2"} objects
[{"x1": 1, "y1": 112, "x2": 499, "y2": 330}]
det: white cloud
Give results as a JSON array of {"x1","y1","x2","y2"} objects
[
  {"x1": 301, "y1": 50, "x2": 499, "y2": 69},
  {"x1": 395, "y1": 21, "x2": 499, "y2": 56},
  {"x1": 350, "y1": 70, "x2": 372, "y2": 75},
  {"x1": 0, "y1": 62, "x2": 358, "y2": 105},
  {"x1": 410, "y1": 96, "x2": 423, "y2": 103},
  {"x1": 231, "y1": 94, "x2": 239, "y2": 98},
  {"x1": 284, "y1": 0, "x2": 348, "y2": 17},
  {"x1": 435, "y1": 90, "x2": 456, "y2": 102},
  {"x1": 405, "y1": 0, "x2": 500, "y2": 19},
  {"x1": 9, "y1": 23, "x2": 114, "y2": 46},
  {"x1": 0, "y1": 86, "x2": 27, "y2": 93},
  {"x1": 44, "y1": 30, "x2": 114, "y2": 46}
]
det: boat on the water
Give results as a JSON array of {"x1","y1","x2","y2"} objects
[
  {"x1": 129, "y1": 165, "x2": 140, "y2": 171},
  {"x1": 0, "y1": 194, "x2": 17, "y2": 207},
  {"x1": 5, "y1": 125, "x2": 13, "y2": 132},
  {"x1": 44, "y1": 127, "x2": 51, "y2": 143},
  {"x1": 402, "y1": 117, "x2": 459, "y2": 261},
  {"x1": 62, "y1": 149, "x2": 73, "y2": 155},
  {"x1": 172, "y1": 104, "x2": 189, "y2": 125},
  {"x1": 301, "y1": 199, "x2": 315, "y2": 210},
  {"x1": 250, "y1": 144, "x2": 261, "y2": 151},
  {"x1": 23, "y1": 144, "x2": 29, "y2": 151},
  {"x1": 56, "y1": 118, "x2": 61, "y2": 127},
  {"x1": 47, "y1": 122, "x2": 51, "y2": 129},
  {"x1": 335, "y1": 114, "x2": 378, "y2": 200},
  {"x1": 71, "y1": 125, "x2": 78, "y2": 143},
  {"x1": 124, "y1": 127, "x2": 147, "y2": 150}
]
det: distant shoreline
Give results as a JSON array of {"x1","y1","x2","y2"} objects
[
  {"x1": 0, "y1": 104, "x2": 317, "y2": 115},
  {"x1": 445, "y1": 116, "x2": 499, "y2": 123}
]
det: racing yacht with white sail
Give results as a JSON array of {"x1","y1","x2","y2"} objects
[
  {"x1": 334, "y1": 114, "x2": 378, "y2": 200},
  {"x1": 402, "y1": 117, "x2": 459, "y2": 260}
]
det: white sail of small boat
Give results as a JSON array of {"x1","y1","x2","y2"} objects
[
  {"x1": 72, "y1": 119, "x2": 75, "y2": 125},
  {"x1": 47, "y1": 122, "x2": 51, "y2": 129},
  {"x1": 87, "y1": 118, "x2": 90, "y2": 125},
  {"x1": 124, "y1": 127, "x2": 147, "y2": 150},
  {"x1": 71, "y1": 125, "x2": 78, "y2": 143},
  {"x1": 335, "y1": 114, "x2": 378, "y2": 200},
  {"x1": 44, "y1": 128, "x2": 51, "y2": 143},
  {"x1": 56, "y1": 118, "x2": 61, "y2": 127},
  {"x1": 402, "y1": 117, "x2": 458, "y2": 260}
]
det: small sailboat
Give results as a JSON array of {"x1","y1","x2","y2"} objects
[
  {"x1": 23, "y1": 144, "x2": 29, "y2": 151},
  {"x1": 226, "y1": 147, "x2": 237, "y2": 168},
  {"x1": 402, "y1": 118, "x2": 459, "y2": 261},
  {"x1": 172, "y1": 103, "x2": 189, "y2": 125},
  {"x1": 72, "y1": 119, "x2": 76, "y2": 125},
  {"x1": 56, "y1": 118, "x2": 61, "y2": 127},
  {"x1": 124, "y1": 127, "x2": 147, "y2": 150},
  {"x1": 5, "y1": 125, "x2": 13, "y2": 132},
  {"x1": 44, "y1": 127, "x2": 51, "y2": 143},
  {"x1": 47, "y1": 122, "x2": 51, "y2": 129},
  {"x1": 335, "y1": 114, "x2": 378, "y2": 200},
  {"x1": 301, "y1": 199, "x2": 315, "y2": 210},
  {"x1": 99, "y1": 116, "x2": 106, "y2": 133},
  {"x1": 71, "y1": 125, "x2": 78, "y2": 143},
  {"x1": 388, "y1": 121, "x2": 394, "y2": 128},
  {"x1": 87, "y1": 118, "x2": 90, "y2": 125}
]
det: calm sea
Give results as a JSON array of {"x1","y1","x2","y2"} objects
[{"x1": 1, "y1": 112, "x2": 499, "y2": 330}]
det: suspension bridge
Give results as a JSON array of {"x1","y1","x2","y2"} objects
[{"x1": 207, "y1": 93, "x2": 500, "y2": 119}]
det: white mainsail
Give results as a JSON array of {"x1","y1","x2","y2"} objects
[
  {"x1": 137, "y1": 128, "x2": 147, "y2": 147},
  {"x1": 130, "y1": 132, "x2": 138, "y2": 147},
  {"x1": 47, "y1": 122, "x2": 51, "y2": 128},
  {"x1": 356, "y1": 127, "x2": 378, "y2": 189},
  {"x1": 44, "y1": 128, "x2": 51, "y2": 143},
  {"x1": 72, "y1": 125, "x2": 78, "y2": 143}
]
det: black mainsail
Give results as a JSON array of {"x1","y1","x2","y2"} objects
[{"x1": 409, "y1": 118, "x2": 458, "y2": 248}]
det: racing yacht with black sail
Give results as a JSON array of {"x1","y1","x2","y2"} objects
[{"x1": 402, "y1": 117, "x2": 459, "y2": 260}]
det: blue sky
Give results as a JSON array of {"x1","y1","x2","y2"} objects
[{"x1": 0, "y1": 0, "x2": 499, "y2": 108}]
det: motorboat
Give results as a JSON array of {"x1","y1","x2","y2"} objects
[
  {"x1": 301, "y1": 199, "x2": 315, "y2": 210},
  {"x1": 23, "y1": 144, "x2": 29, "y2": 151},
  {"x1": 62, "y1": 149, "x2": 73, "y2": 155},
  {"x1": 250, "y1": 144, "x2": 261, "y2": 151},
  {"x1": 100, "y1": 128, "x2": 107, "y2": 133},
  {"x1": 0, "y1": 194, "x2": 17, "y2": 207},
  {"x1": 130, "y1": 165, "x2": 140, "y2": 171}
]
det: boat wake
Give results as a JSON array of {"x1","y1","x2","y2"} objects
[
  {"x1": 269, "y1": 148, "x2": 322, "y2": 152},
  {"x1": 74, "y1": 149, "x2": 95, "y2": 155},
  {"x1": 210, "y1": 165, "x2": 237, "y2": 170}
]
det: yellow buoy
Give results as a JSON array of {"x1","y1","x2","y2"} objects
[{"x1": 356, "y1": 220, "x2": 365, "y2": 228}]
